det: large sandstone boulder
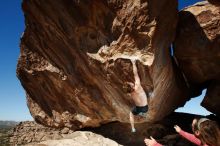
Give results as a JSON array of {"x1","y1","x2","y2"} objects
[
  {"x1": 174, "y1": 1, "x2": 220, "y2": 116},
  {"x1": 17, "y1": 0, "x2": 189, "y2": 129}
]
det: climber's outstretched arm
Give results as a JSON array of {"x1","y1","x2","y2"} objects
[{"x1": 132, "y1": 61, "x2": 141, "y2": 87}]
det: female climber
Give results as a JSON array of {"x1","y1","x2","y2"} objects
[{"x1": 144, "y1": 118, "x2": 220, "y2": 146}]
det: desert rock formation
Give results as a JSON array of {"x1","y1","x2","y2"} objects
[
  {"x1": 10, "y1": 121, "x2": 122, "y2": 146},
  {"x1": 173, "y1": 1, "x2": 220, "y2": 115},
  {"x1": 17, "y1": 0, "x2": 190, "y2": 129},
  {"x1": 10, "y1": 121, "x2": 72, "y2": 145}
]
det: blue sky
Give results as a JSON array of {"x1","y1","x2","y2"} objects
[
  {"x1": 0, "y1": 0, "x2": 209, "y2": 121},
  {"x1": 178, "y1": 0, "x2": 204, "y2": 10},
  {"x1": 0, "y1": 0, "x2": 33, "y2": 121}
]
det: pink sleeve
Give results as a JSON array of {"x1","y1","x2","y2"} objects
[
  {"x1": 153, "y1": 142, "x2": 163, "y2": 146},
  {"x1": 179, "y1": 130, "x2": 202, "y2": 145}
]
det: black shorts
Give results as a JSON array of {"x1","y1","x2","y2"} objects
[{"x1": 132, "y1": 105, "x2": 148, "y2": 116}]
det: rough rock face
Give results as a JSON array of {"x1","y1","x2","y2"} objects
[
  {"x1": 174, "y1": 1, "x2": 220, "y2": 116},
  {"x1": 10, "y1": 121, "x2": 73, "y2": 145},
  {"x1": 17, "y1": 0, "x2": 189, "y2": 129},
  {"x1": 10, "y1": 122, "x2": 122, "y2": 146}
]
